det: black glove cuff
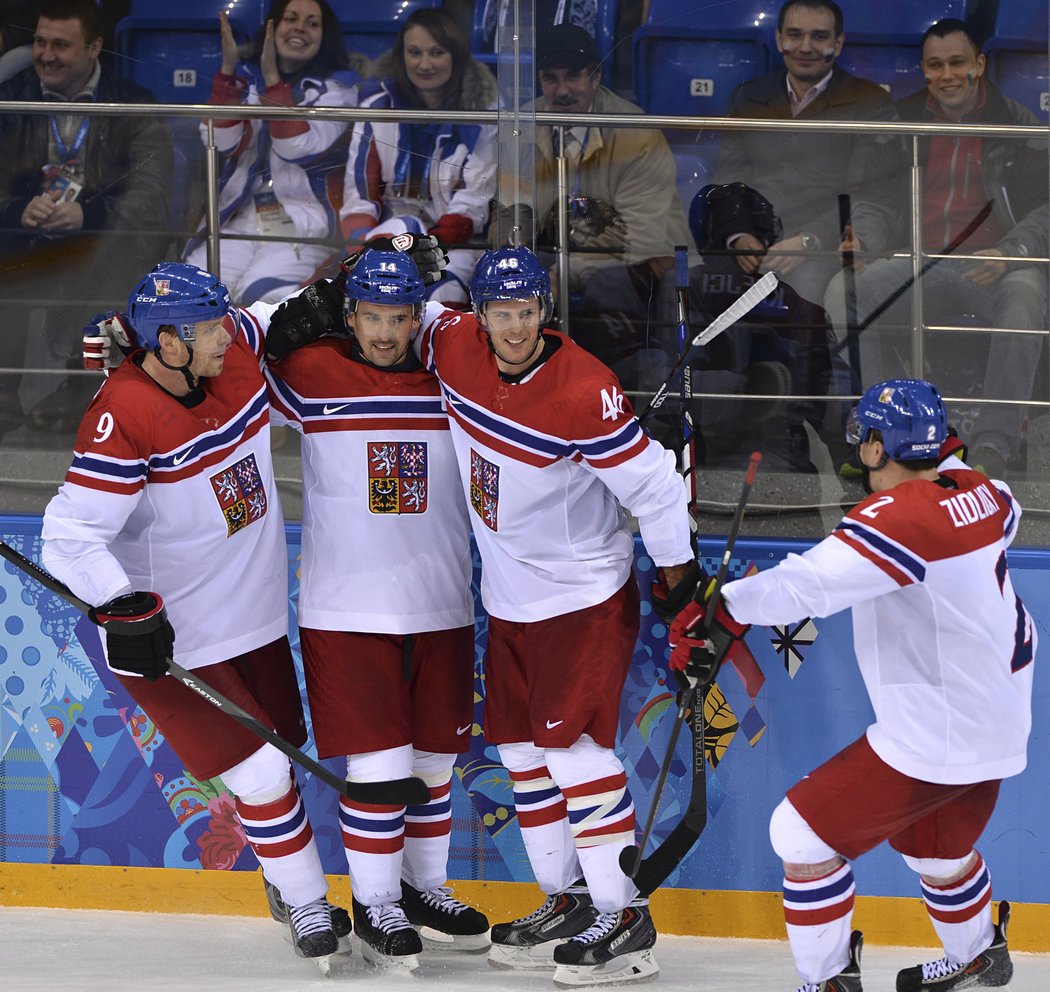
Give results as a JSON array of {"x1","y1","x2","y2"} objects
[
  {"x1": 91, "y1": 591, "x2": 167, "y2": 634},
  {"x1": 652, "y1": 559, "x2": 706, "y2": 624}
]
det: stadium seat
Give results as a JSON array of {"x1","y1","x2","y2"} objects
[
  {"x1": 340, "y1": 0, "x2": 443, "y2": 61},
  {"x1": 985, "y1": 3, "x2": 1050, "y2": 122},
  {"x1": 633, "y1": 0, "x2": 776, "y2": 120},
  {"x1": 114, "y1": 0, "x2": 262, "y2": 105},
  {"x1": 826, "y1": 1, "x2": 968, "y2": 99},
  {"x1": 471, "y1": 0, "x2": 617, "y2": 73}
]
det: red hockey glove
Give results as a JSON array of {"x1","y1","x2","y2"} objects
[
  {"x1": 668, "y1": 592, "x2": 749, "y2": 689},
  {"x1": 428, "y1": 212, "x2": 475, "y2": 246},
  {"x1": 650, "y1": 559, "x2": 706, "y2": 625},
  {"x1": 83, "y1": 311, "x2": 137, "y2": 373},
  {"x1": 90, "y1": 592, "x2": 175, "y2": 681},
  {"x1": 939, "y1": 426, "x2": 967, "y2": 464}
]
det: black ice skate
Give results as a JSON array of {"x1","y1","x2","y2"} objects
[
  {"x1": 895, "y1": 901, "x2": 1013, "y2": 992},
  {"x1": 487, "y1": 881, "x2": 598, "y2": 971},
  {"x1": 264, "y1": 879, "x2": 352, "y2": 950},
  {"x1": 287, "y1": 897, "x2": 339, "y2": 961},
  {"x1": 551, "y1": 899, "x2": 658, "y2": 987},
  {"x1": 352, "y1": 896, "x2": 423, "y2": 970},
  {"x1": 399, "y1": 882, "x2": 491, "y2": 952},
  {"x1": 796, "y1": 930, "x2": 864, "y2": 992}
]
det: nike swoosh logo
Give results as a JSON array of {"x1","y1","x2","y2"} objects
[
  {"x1": 172, "y1": 448, "x2": 194, "y2": 466},
  {"x1": 456, "y1": 724, "x2": 472, "y2": 735},
  {"x1": 546, "y1": 719, "x2": 564, "y2": 729},
  {"x1": 323, "y1": 403, "x2": 350, "y2": 415}
]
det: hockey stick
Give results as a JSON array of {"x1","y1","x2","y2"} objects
[
  {"x1": 638, "y1": 270, "x2": 779, "y2": 425},
  {"x1": 838, "y1": 194, "x2": 862, "y2": 394},
  {"x1": 0, "y1": 539, "x2": 429, "y2": 806},
  {"x1": 829, "y1": 200, "x2": 993, "y2": 357},
  {"x1": 675, "y1": 246, "x2": 700, "y2": 523},
  {"x1": 621, "y1": 451, "x2": 762, "y2": 894}
]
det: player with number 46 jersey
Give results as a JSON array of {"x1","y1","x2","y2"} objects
[
  {"x1": 415, "y1": 246, "x2": 695, "y2": 987},
  {"x1": 669, "y1": 379, "x2": 1035, "y2": 992}
]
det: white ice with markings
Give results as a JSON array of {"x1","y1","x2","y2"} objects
[{"x1": 2, "y1": 907, "x2": 1049, "y2": 991}]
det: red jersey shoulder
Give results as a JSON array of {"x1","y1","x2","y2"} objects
[
  {"x1": 845, "y1": 475, "x2": 1008, "y2": 561},
  {"x1": 74, "y1": 362, "x2": 160, "y2": 455},
  {"x1": 545, "y1": 336, "x2": 635, "y2": 428}
]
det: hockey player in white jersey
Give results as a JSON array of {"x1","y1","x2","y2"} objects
[
  {"x1": 668, "y1": 379, "x2": 1034, "y2": 992},
  {"x1": 41, "y1": 263, "x2": 349, "y2": 963},
  {"x1": 264, "y1": 247, "x2": 489, "y2": 967},
  {"x1": 411, "y1": 246, "x2": 699, "y2": 986}
]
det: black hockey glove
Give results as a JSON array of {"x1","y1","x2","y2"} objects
[
  {"x1": 90, "y1": 592, "x2": 175, "y2": 681},
  {"x1": 264, "y1": 277, "x2": 346, "y2": 362},
  {"x1": 650, "y1": 559, "x2": 707, "y2": 625},
  {"x1": 341, "y1": 232, "x2": 449, "y2": 287}
]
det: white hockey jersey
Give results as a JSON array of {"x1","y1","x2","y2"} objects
[
  {"x1": 722, "y1": 465, "x2": 1036, "y2": 784},
  {"x1": 42, "y1": 312, "x2": 288, "y2": 671},
  {"x1": 266, "y1": 337, "x2": 473, "y2": 634},
  {"x1": 418, "y1": 304, "x2": 692, "y2": 623}
]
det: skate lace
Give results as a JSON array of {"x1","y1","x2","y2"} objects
[
  {"x1": 514, "y1": 893, "x2": 559, "y2": 925},
  {"x1": 420, "y1": 885, "x2": 470, "y2": 916},
  {"x1": 367, "y1": 902, "x2": 413, "y2": 934},
  {"x1": 289, "y1": 898, "x2": 332, "y2": 938},
  {"x1": 568, "y1": 910, "x2": 618, "y2": 945},
  {"x1": 796, "y1": 984, "x2": 822, "y2": 992},
  {"x1": 921, "y1": 956, "x2": 964, "y2": 981}
]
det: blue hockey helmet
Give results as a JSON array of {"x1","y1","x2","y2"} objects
[
  {"x1": 846, "y1": 378, "x2": 947, "y2": 461},
  {"x1": 470, "y1": 247, "x2": 552, "y2": 322},
  {"x1": 127, "y1": 263, "x2": 231, "y2": 349},
  {"x1": 345, "y1": 248, "x2": 426, "y2": 318}
]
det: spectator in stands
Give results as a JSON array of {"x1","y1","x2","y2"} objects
[
  {"x1": 712, "y1": 0, "x2": 896, "y2": 308},
  {"x1": 652, "y1": 183, "x2": 842, "y2": 473},
  {"x1": 825, "y1": 19, "x2": 1049, "y2": 480},
  {"x1": 183, "y1": 0, "x2": 363, "y2": 306},
  {"x1": 339, "y1": 8, "x2": 497, "y2": 304},
  {"x1": 0, "y1": 0, "x2": 171, "y2": 436},
  {"x1": 492, "y1": 22, "x2": 689, "y2": 395}
]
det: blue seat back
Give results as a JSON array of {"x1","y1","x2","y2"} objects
[
  {"x1": 829, "y1": 1, "x2": 967, "y2": 99},
  {"x1": 985, "y1": 3, "x2": 1050, "y2": 121},
  {"x1": 115, "y1": 1, "x2": 259, "y2": 105},
  {"x1": 634, "y1": 0, "x2": 775, "y2": 119},
  {"x1": 471, "y1": 1, "x2": 617, "y2": 74},
  {"x1": 340, "y1": 0, "x2": 443, "y2": 61}
]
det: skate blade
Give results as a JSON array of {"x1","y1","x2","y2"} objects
[
  {"x1": 359, "y1": 941, "x2": 420, "y2": 973},
  {"x1": 553, "y1": 950, "x2": 659, "y2": 988},
  {"x1": 315, "y1": 950, "x2": 354, "y2": 979},
  {"x1": 487, "y1": 940, "x2": 560, "y2": 971},
  {"x1": 419, "y1": 927, "x2": 491, "y2": 954}
]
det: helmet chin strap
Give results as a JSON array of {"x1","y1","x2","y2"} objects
[
  {"x1": 154, "y1": 339, "x2": 198, "y2": 391},
  {"x1": 857, "y1": 444, "x2": 889, "y2": 496}
]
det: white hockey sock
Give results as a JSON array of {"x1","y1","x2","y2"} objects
[
  {"x1": 340, "y1": 746, "x2": 412, "y2": 906},
  {"x1": 235, "y1": 783, "x2": 327, "y2": 909},
  {"x1": 546, "y1": 737, "x2": 638, "y2": 912},
  {"x1": 498, "y1": 741, "x2": 581, "y2": 894},
  {"x1": 783, "y1": 861, "x2": 856, "y2": 984},
  {"x1": 402, "y1": 750, "x2": 456, "y2": 892},
  {"x1": 920, "y1": 852, "x2": 994, "y2": 965}
]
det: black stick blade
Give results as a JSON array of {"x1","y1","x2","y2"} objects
[
  {"x1": 349, "y1": 776, "x2": 431, "y2": 806},
  {"x1": 619, "y1": 844, "x2": 643, "y2": 878}
]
